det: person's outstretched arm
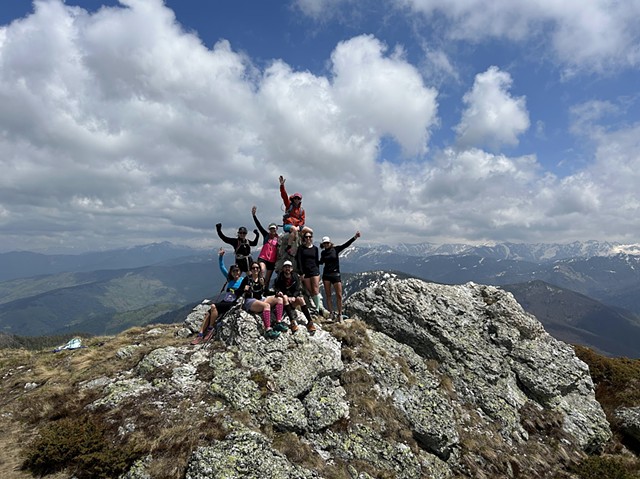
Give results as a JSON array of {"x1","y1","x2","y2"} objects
[
  {"x1": 335, "y1": 231, "x2": 360, "y2": 254},
  {"x1": 218, "y1": 248, "x2": 229, "y2": 278},
  {"x1": 216, "y1": 223, "x2": 235, "y2": 246},
  {"x1": 252, "y1": 206, "x2": 268, "y2": 239}
]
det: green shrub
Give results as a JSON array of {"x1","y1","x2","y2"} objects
[
  {"x1": 574, "y1": 345, "x2": 640, "y2": 410},
  {"x1": 22, "y1": 415, "x2": 139, "y2": 478}
]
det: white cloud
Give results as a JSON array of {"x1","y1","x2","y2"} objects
[
  {"x1": 330, "y1": 35, "x2": 439, "y2": 156},
  {"x1": 0, "y1": 1, "x2": 439, "y2": 252},
  {"x1": 422, "y1": 47, "x2": 459, "y2": 84},
  {"x1": 394, "y1": 0, "x2": 640, "y2": 72},
  {"x1": 1, "y1": 0, "x2": 640, "y2": 253},
  {"x1": 454, "y1": 66, "x2": 529, "y2": 150},
  {"x1": 298, "y1": 0, "x2": 640, "y2": 72}
]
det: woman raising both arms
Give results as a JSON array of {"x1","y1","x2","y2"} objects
[{"x1": 320, "y1": 231, "x2": 361, "y2": 321}]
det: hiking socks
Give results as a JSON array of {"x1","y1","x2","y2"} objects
[
  {"x1": 301, "y1": 304, "x2": 313, "y2": 323},
  {"x1": 275, "y1": 303, "x2": 283, "y2": 322},
  {"x1": 310, "y1": 294, "x2": 319, "y2": 311},
  {"x1": 314, "y1": 294, "x2": 325, "y2": 311},
  {"x1": 284, "y1": 304, "x2": 297, "y2": 322},
  {"x1": 262, "y1": 309, "x2": 271, "y2": 330}
]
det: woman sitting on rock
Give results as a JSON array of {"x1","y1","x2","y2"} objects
[
  {"x1": 191, "y1": 248, "x2": 245, "y2": 345},
  {"x1": 273, "y1": 260, "x2": 316, "y2": 334},
  {"x1": 242, "y1": 261, "x2": 288, "y2": 339}
]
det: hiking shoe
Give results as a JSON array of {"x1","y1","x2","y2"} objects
[
  {"x1": 321, "y1": 309, "x2": 331, "y2": 319},
  {"x1": 290, "y1": 321, "x2": 299, "y2": 333},
  {"x1": 265, "y1": 328, "x2": 280, "y2": 339},
  {"x1": 307, "y1": 322, "x2": 317, "y2": 335},
  {"x1": 190, "y1": 333, "x2": 204, "y2": 345},
  {"x1": 273, "y1": 321, "x2": 289, "y2": 332}
]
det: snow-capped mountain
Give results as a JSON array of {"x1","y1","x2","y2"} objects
[{"x1": 351, "y1": 240, "x2": 640, "y2": 263}]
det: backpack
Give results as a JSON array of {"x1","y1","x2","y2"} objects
[
  {"x1": 235, "y1": 238, "x2": 251, "y2": 257},
  {"x1": 283, "y1": 200, "x2": 304, "y2": 224}
]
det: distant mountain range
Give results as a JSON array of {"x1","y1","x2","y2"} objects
[
  {"x1": 0, "y1": 241, "x2": 205, "y2": 282},
  {"x1": 1, "y1": 240, "x2": 639, "y2": 357},
  {"x1": 0, "y1": 261, "x2": 222, "y2": 336},
  {"x1": 502, "y1": 280, "x2": 640, "y2": 358}
]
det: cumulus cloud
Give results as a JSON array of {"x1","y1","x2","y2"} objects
[
  {"x1": 1, "y1": 0, "x2": 639, "y2": 253},
  {"x1": 0, "y1": 1, "x2": 438, "y2": 252},
  {"x1": 330, "y1": 35, "x2": 438, "y2": 156},
  {"x1": 454, "y1": 66, "x2": 530, "y2": 150},
  {"x1": 295, "y1": 0, "x2": 640, "y2": 72},
  {"x1": 392, "y1": 0, "x2": 640, "y2": 72}
]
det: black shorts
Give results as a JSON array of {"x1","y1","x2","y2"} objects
[
  {"x1": 258, "y1": 258, "x2": 276, "y2": 271},
  {"x1": 323, "y1": 275, "x2": 342, "y2": 284},
  {"x1": 214, "y1": 301, "x2": 235, "y2": 315},
  {"x1": 302, "y1": 268, "x2": 320, "y2": 277},
  {"x1": 236, "y1": 256, "x2": 253, "y2": 273}
]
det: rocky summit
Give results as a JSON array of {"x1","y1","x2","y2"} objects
[{"x1": 0, "y1": 274, "x2": 614, "y2": 479}]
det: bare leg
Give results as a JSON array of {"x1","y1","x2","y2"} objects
[
  {"x1": 264, "y1": 268, "x2": 274, "y2": 288},
  {"x1": 200, "y1": 306, "x2": 218, "y2": 333},
  {"x1": 259, "y1": 261, "x2": 268, "y2": 281},
  {"x1": 335, "y1": 282, "x2": 344, "y2": 319},
  {"x1": 323, "y1": 279, "x2": 333, "y2": 315}
]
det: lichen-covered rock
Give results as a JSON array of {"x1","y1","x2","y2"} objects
[
  {"x1": 614, "y1": 406, "x2": 640, "y2": 442},
  {"x1": 308, "y1": 424, "x2": 429, "y2": 479},
  {"x1": 135, "y1": 346, "x2": 187, "y2": 375},
  {"x1": 346, "y1": 277, "x2": 612, "y2": 452},
  {"x1": 13, "y1": 274, "x2": 618, "y2": 479},
  {"x1": 263, "y1": 393, "x2": 308, "y2": 431},
  {"x1": 362, "y1": 331, "x2": 459, "y2": 460},
  {"x1": 184, "y1": 302, "x2": 214, "y2": 333},
  {"x1": 303, "y1": 376, "x2": 349, "y2": 431},
  {"x1": 208, "y1": 352, "x2": 262, "y2": 413},
  {"x1": 89, "y1": 376, "x2": 154, "y2": 410},
  {"x1": 185, "y1": 430, "x2": 322, "y2": 479}
]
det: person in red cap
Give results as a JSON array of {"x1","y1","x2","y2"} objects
[{"x1": 279, "y1": 175, "x2": 307, "y2": 235}]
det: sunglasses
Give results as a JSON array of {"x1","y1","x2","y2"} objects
[
  {"x1": 304, "y1": 235, "x2": 313, "y2": 239},
  {"x1": 251, "y1": 266, "x2": 260, "y2": 270},
  {"x1": 238, "y1": 232, "x2": 247, "y2": 235}
]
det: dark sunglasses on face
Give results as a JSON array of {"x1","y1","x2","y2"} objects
[
  {"x1": 251, "y1": 266, "x2": 260, "y2": 270},
  {"x1": 304, "y1": 235, "x2": 312, "y2": 239}
]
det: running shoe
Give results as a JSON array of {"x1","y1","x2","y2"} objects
[
  {"x1": 273, "y1": 321, "x2": 289, "y2": 332},
  {"x1": 265, "y1": 328, "x2": 280, "y2": 339}
]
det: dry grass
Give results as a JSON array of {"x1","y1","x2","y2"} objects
[
  {"x1": 0, "y1": 325, "x2": 206, "y2": 479},
  {"x1": 272, "y1": 431, "x2": 324, "y2": 470},
  {"x1": 326, "y1": 319, "x2": 375, "y2": 362},
  {"x1": 339, "y1": 366, "x2": 419, "y2": 454}
]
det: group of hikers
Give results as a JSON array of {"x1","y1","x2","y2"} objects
[{"x1": 191, "y1": 175, "x2": 361, "y2": 344}]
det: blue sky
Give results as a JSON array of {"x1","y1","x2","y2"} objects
[{"x1": 1, "y1": 0, "x2": 639, "y2": 252}]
